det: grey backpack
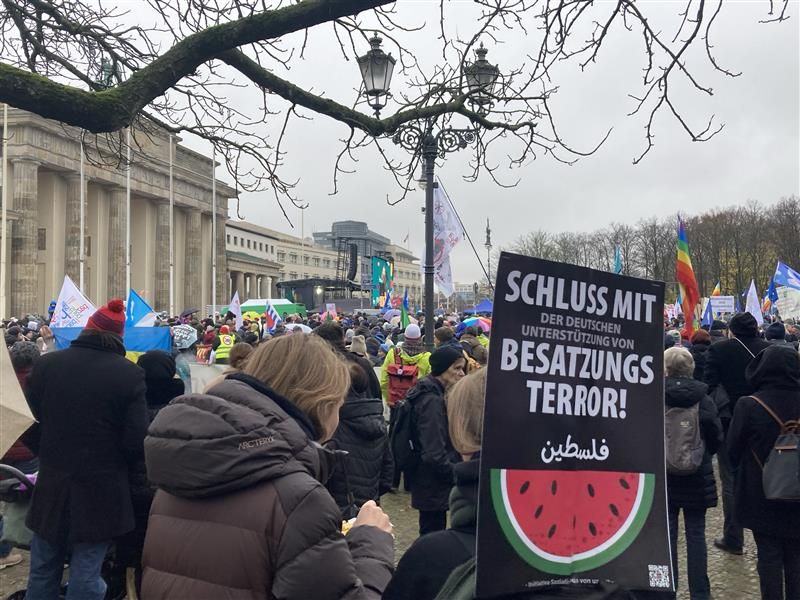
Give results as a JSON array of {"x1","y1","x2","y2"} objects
[
  {"x1": 750, "y1": 395, "x2": 800, "y2": 502},
  {"x1": 665, "y1": 403, "x2": 705, "y2": 475}
]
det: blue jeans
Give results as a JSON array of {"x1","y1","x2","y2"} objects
[
  {"x1": 0, "y1": 516, "x2": 13, "y2": 557},
  {"x1": 668, "y1": 505, "x2": 711, "y2": 600},
  {"x1": 26, "y1": 533, "x2": 110, "y2": 600}
]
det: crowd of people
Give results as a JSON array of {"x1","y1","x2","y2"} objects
[{"x1": 0, "y1": 300, "x2": 799, "y2": 600}]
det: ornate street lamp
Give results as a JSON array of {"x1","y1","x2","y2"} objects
[
  {"x1": 463, "y1": 43, "x2": 500, "y2": 115},
  {"x1": 358, "y1": 36, "x2": 500, "y2": 349},
  {"x1": 357, "y1": 35, "x2": 396, "y2": 117}
]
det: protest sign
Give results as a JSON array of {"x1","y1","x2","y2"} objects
[
  {"x1": 477, "y1": 253, "x2": 671, "y2": 597},
  {"x1": 709, "y1": 295, "x2": 735, "y2": 314},
  {"x1": 776, "y1": 286, "x2": 800, "y2": 319}
]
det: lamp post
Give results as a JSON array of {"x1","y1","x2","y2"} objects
[{"x1": 358, "y1": 39, "x2": 499, "y2": 350}]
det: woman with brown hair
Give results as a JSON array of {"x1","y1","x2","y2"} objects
[
  {"x1": 384, "y1": 368, "x2": 486, "y2": 600},
  {"x1": 141, "y1": 334, "x2": 395, "y2": 600}
]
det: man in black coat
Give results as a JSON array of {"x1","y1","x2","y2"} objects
[
  {"x1": 24, "y1": 299, "x2": 148, "y2": 600},
  {"x1": 703, "y1": 312, "x2": 769, "y2": 555},
  {"x1": 407, "y1": 347, "x2": 466, "y2": 536}
]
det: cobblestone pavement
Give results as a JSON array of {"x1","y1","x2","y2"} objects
[
  {"x1": 0, "y1": 490, "x2": 761, "y2": 599},
  {"x1": 381, "y1": 487, "x2": 761, "y2": 600}
]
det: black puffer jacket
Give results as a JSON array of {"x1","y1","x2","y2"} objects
[
  {"x1": 325, "y1": 392, "x2": 393, "y2": 517},
  {"x1": 664, "y1": 377, "x2": 723, "y2": 509},
  {"x1": 728, "y1": 345, "x2": 800, "y2": 539},
  {"x1": 406, "y1": 376, "x2": 461, "y2": 512},
  {"x1": 141, "y1": 373, "x2": 394, "y2": 599}
]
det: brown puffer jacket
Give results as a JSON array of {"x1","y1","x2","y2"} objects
[{"x1": 141, "y1": 373, "x2": 394, "y2": 600}]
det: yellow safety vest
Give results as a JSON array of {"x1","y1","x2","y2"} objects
[{"x1": 215, "y1": 334, "x2": 235, "y2": 360}]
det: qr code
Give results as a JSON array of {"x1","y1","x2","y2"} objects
[{"x1": 648, "y1": 564, "x2": 671, "y2": 589}]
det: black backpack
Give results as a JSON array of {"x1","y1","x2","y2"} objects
[
  {"x1": 390, "y1": 398, "x2": 419, "y2": 472},
  {"x1": 749, "y1": 394, "x2": 800, "y2": 502}
]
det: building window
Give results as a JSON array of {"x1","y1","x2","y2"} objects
[
  {"x1": 234, "y1": 236, "x2": 238, "y2": 246},
  {"x1": 313, "y1": 257, "x2": 320, "y2": 267},
  {"x1": 304, "y1": 256, "x2": 310, "y2": 266},
  {"x1": 247, "y1": 240, "x2": 251, "y2": 249},
  {"x1": 289, "y1": 253, "x2": 297, "y2": 264},
  {"x1": 227, "y1": 234, "x2": 231, "y2": 244},
  {"x1": 86, "y1": 236, "x2": 92, "y2": 257},
  {"x1": 289, "y1": 271, "x2": 297, "y2": 279},
  {"x1": 37, "y1": 228, "x2": 47, "y2": 251},
  {"x1": 323, "y1": 259, "x2": 331, "y2": 268},
  {"x1": 277, "y1": 251, "x2": 285, "y2": 262}
]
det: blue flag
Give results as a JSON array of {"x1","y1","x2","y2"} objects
[
  {"x1": 735, "y1": 293, "x2": 742, "y2": 313},
  {"x1": 383, "y1": 289, "x2": 392, "y2": 311},
  {"x1": 774, "y1": 261, "x2": 800, "y2": 291},
  {"x1": 126, "y1": 288, "x2": 156, "y2": 327},
  {"x1": 403, "y1": 288, "x2": 409, "y2": 311},
  {"x1": 701, "y1": 300, "x2": 713, "y2": 328},
  {"x1": 767, "y1": 277, "x2": 779, "y2": 304},
  {"x1": 613, "y1": 246, "x2": 622, "y2": 274}
]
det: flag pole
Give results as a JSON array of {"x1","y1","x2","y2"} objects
[
  {"x1": 0, "y1": 103, "x2": 8, "y2": 318},
  {"x1": 125, "y1": 127, "x2": 131, "y2": 293},
  {"x1": 211, "y1": 147, "x2": 217, "y2": 319},
  {"x1": 168, "y1": 133, "x2": 174, "y2": 317},
  {"x1": 79, "y1": 133, "x2": 85, "y2": 292}
]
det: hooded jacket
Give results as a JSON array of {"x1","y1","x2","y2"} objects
[
  {"x1": 405, "y1": 376, "x2": 461, "y2": 512},
  {"x1": 141, "y1": 373, "x2": 394, "y2": 600},
  {"x1": 664, "y1": 377, "x2": 722, "y2": 509},
  {"x1": 379, "y1": 347, "x2": 432, "y2": 403},
  {"x1": 727, "y1": 345, "x2": 800, "y2": 539},
  {"x1": 325, "y1": 392, "x2": 394, "y2": 516},
  {"x1": 383, "y1": 457, "x2": 479, "y2": 600}
]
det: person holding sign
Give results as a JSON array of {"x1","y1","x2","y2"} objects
[{"x1": 405, "y1": 346, "x2": 466, "y2": 535}]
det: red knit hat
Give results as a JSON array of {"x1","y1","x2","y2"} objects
[{"x1": 85, "y1": 298, "x2": 126, "y2": 336}]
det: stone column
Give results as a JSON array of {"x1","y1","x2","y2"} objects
[
  {"x1": 215, "y1": 216, "x2": 227, "y2": 305},
  {"x1": 155, "y1": 201, "x2": 170, "y2": 311},
  {"x1": 233, "y1": 271, "x2": 245, "y2": 297},
  {"x1": 107, "y1": 187, "x2": 127, "y2": 298},
  {"x1": 257, "y1": 276, "x2": 265, "y2": 298},
  {"x1": 184, "y1": 209, "x2": 202, "y2": 306},
  {"x1": 64, "y1": 174, "x2": 85, "y2": 283},
  {"x1": 10, "y1": 160, "x2": 39, "y2": 316}
]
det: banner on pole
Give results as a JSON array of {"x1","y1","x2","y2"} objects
[
  {"x1": 229, "y1": 291, "x2": 243, "y2": 331},
  {"x1": 50, "y1": 275, "x2": 95, "y2": 328},
  {"x1": 776, "y1": 286, "x2": 800, "y2": 319},
  {"x1": 708, "y1": 295, "x2": 735, "y2": 314},
  {"x1": 477, "y1": 253, "x2": 671, "y2": 597}
]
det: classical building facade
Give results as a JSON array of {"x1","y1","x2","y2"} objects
[
  {"x1": 226, "y1": 219, "x2": 422, "y2": 304},
  {"x1": 0, "y1": 108, "x2": 235, "y2": 316}
]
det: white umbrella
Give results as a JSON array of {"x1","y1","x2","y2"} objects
[
  {"x1": 390, "y1": 315, "x2": 418, "y2": 327},
  {"x1": 173, "y1": 324, "x2": 199, "y2": 349},
  {"x1": 289, "y1": 324, "x2": 312, "y2": 334},
  {"x1": 0, "y1": 345, "x2": 35, "y2": 457}
]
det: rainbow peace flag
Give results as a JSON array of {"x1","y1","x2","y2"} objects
[
  {"x1": 676, "y1": 218, "x2": 700, "y2": 334},
  {"x1": 711, "y1": 281, "x2": 721, "y2": 297}
]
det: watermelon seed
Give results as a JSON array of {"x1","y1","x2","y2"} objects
[
  {"x1": 548, "y1": 524, "x2": 557, "y2": 539},
  {"x1": 519, "y1": 481, "x2": 530, "y2": 495},
  {"x1": 551, "y1": 480, "x2": 557, "y2": 495},
  {"x1": 610, "y1": 503, "x2": 620, "y2": 517},
  {"x1": 589, "y1": 522, "x2": 597, "y2": 536},
  {"x1": 534, "y1": 504, "x2": 543, "y2": 519},
  {"x1": 587, "y1": 484, "x2": 595, "y2": 497},
  {"x1": 619, "y1": 478, "x2": 630, "y2": 490}
]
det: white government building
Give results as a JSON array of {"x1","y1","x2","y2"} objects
[{"x1": 1, "y1": 108, "x2": 421, "y2": 317}]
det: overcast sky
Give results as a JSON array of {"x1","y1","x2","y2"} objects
[{"x1": 185, "y1": 1, "x2": 799, "y2": 285}]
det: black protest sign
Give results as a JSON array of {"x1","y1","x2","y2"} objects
[{"x1": 476, "y1": 252, "x2": 671, "y2": 597}]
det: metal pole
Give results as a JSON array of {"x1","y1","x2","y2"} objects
[
  {"x1": 211, "y1": 148, "x2": 217, "y2": 318},
  {"x1": 168, "y1": 134, "x2": 174, "y2": 316},
  {"x1": 0, "y1": 104, "x2": 8, "y2": 318},
  {"x1": 125, "y1": 128, "x2": 131, "y2": 292},
  {"x1": 79, "y1": 136, "x2": 85, "y2": 291},
  {"x1": 423, "y1": 132, "x2": 436, "y2": 351}
]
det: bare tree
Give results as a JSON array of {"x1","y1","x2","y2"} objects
[{"x1": 0, "y1": 0, "x2": 791, "y2": 215}]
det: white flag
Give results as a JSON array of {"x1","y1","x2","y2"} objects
[
  {"x1": 50, "y1": 275, "x2": 96, "y2": 328},
  {"x1": 229, "y1": 291, "x2": 243, "y2": 331},
  {"x1": 435, "y1": 255, "x2": 455, "y2": 297},
  {"x1": 744, "y1": 279, "x2": 764, "y2": 326}
]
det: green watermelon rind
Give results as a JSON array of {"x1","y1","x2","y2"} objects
[{"x1": 490, "y1": 469, "x2": 655, "y2": 576}]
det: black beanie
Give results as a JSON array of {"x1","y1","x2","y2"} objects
[
  {"x1": 729, "y1": 313, "x2": 759, "y2": 338},
  {"x1": 765, "y1": 322, "x2": 786, "y2": 341},
  {"x1": 430, "y1": 346, "x2": 465, "y2": 376}
]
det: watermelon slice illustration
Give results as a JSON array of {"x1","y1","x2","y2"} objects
[{"x1": 491, "y1": 469, "x2": 655, "y2": 575}]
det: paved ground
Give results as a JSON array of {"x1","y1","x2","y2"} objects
[{"x1": 1, "y1": 485, "x2": 761, "y2": 600}]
